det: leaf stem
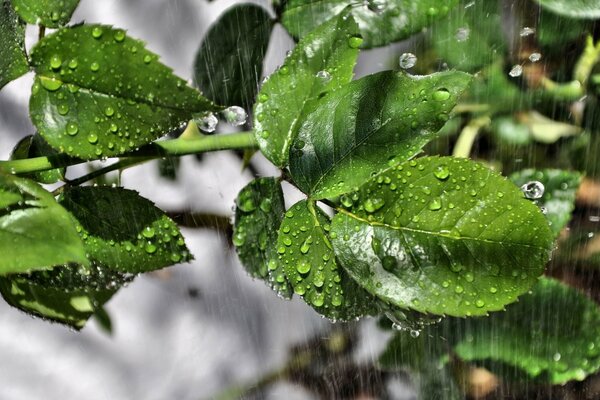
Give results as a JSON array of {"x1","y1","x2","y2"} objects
[
  {"x1": 452, "y1": 116, "x2": 491, "y2": 158},
  {"x1": 0, "y1": 132, "x2": 258, "y2": 176}
]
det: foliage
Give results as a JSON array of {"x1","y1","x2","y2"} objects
[{"x1": 1, "y1": 0, "x2": 600, "y2": 396}]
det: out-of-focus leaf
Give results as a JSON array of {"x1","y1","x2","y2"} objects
[
  {"x1": 0, "y1": 0, "x2": 28, "y2": 89},
  {"x1": 534, "y1": 0, "x2": 600, "y2": 19},
  {"x1": 194, "y1": 4, "x2": 273, "y2": 109},
  {"x1": 331, "y1": 156, "x2": 554, "y2": 317},
  {"x1": 29, "y1": 24, "x2": 218, "y2": 160},
  {"x1": 282, "y1": 0, "x2": 459, "y2": 48},
  {"x1": 289, "y1": 70, "x2": 472, "y2": 199},
  {"x1": 254, "y1": 11, "x2": 360, "y2": 167}
]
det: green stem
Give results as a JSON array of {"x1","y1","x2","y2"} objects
[
  {"x1": 452, "y1": 116, "x2": 491, "y2": 158},
  {"x1": 65, "y1": 157, "x2": 154, "y2": 187},
  {"x1": 0, "y1": 132, "x2": 258, "y2": 176}
]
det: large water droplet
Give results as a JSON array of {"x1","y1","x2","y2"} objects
[
  {"x1": 433, "y1": 89, "x2": 450, "y2": 101},
  {"x1": 50, "y1": 55, "x2": 62, "y2": 70},
  {"x1": 529, "y1": 52, "x2": 542, "y2": 62},
  {"x1": 348, "y1": 36, "x2": 363, "y2": 49},
  {"x1": 399, "y1": 53, "x2": 417, "y2": 69},
  {"x1": 520, "y1": 27, "x2": 535, "y2": 37},
  {"x1": 433, "y1": 165, "x2": 450, "y2": 180},
  {"x1": 197, "y1": 112, "x2": 218, "y2": 133},
  {"x1": 521, "y1": 181, "x2": 544, "y2": 199},
  {"x1": 364, "y1": 198, "x2": 385, "y2": 213},
  {"x1": 509, "y1": 65, "x2": 523, "y2": 77},
  {"x1": 221, "y1": 106, "x2": 247, "y2": 127},
  {"x1": 316, "y1": 70, "x2": 331, "y2": 82}
]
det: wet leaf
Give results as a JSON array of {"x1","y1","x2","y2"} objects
[
  {"x1": 194, "y1": 4, "x2": 273, "y2": 109},
  {"x1": 0, "y1": 174, "x2": 88, "y2": 275},
  {"x1": 331, "y1": 156, "x2": 554, "y2": 317},
  {"x1": 289, "y1": 70, "x2": 472, "y2": 199},
  {"x1": 0, "y1": 0, "x2": 28, "y2": 89},
  {"x1": 534, "y1": 0, "x2": 600, "y2": 19},
  {"x1": 0, "y1": 262, "x2": 129, "y2": 329},
  {"x1": 29, "y1": 24, "x2": 218, "y2": 160},
  {"x1": 10, "y1": 134, "x2": 65, "y2": 184},
  {"x1": 233, "y1": 177, "x2": 292, "y2": 298},
  {"x1": 254, "y1": 11, "x2": 360, "y2": 167},
  {"x1": 282, "y1": 0, "x2": 459, "y2": 48},
  {"x1": 510, "y1": 169, "x2": 582, "y2": 237},
  {"x1": 277, "y1": 200, "x2": 376, "y2": 320},
  {"x1": 444, "y1": 278, "x2": 600, "y2": 384},
  {"x1": 59, "y1": 186, "x2": 192, "y2": 274},
  {"x1": 11, "y1": 0, "x2": 80, "y2": 28}
]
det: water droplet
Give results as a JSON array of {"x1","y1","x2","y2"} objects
[
  {"x1": 90, "y1": 62, "x2": 100, "y2": 72},
  {"x1": 142, "y1": 226, "x2": 155, "y2": 238},
  {"x1": 221, "y1": 106, "x2": 247, "y2": 126},
  {"x1": 364, "y1": 198, "x2": 385, "y2": 213},
  {"x1": 145, "y1": 242, "x2": 157, "y2": 254},
  {"x1": 529, "y1": 52, "x2": 541, "y2": 62},
  {"x1": 196, "y1": 112, "x2": 218, "y2": 133},
  {"x1": 509, "y1": 65, "x2": 523, "y2": 77},
  {"x1": 455, "y1": 285, "x2": 464, "y2": 294},
  {"x1": 296, "y1": 260, "x2": 311, "y2": 274},
  {"x1": 50, "y1": 55, "x2": 62, "y2": 70},
  {"x1": 455, "y1": 27, "x2": 470, "y2": 42},
  {"x1": 316, "y1": 70, "x2": 331, "y2": 82},
  {"x1": 553, "y1": 352, "x2": 562, "y2": 362},
  {"x1": 87, "y1": 133, "x2": 98, "y2": 144},
  {"x1": 433, "y1": 165, "x2": 450, "y2": 180},
  {"x1": 113, "y1": 30, "x2": 126, "y2": 42},
  {"x1": 104, "y1": 106, "x2": 115, "y2": 117},
  {"x1": 259, "y1": 198, "x2": 272, "y2": 213},
  {"x1": 300, "y1": 236, "x2": 312, "y2": 254},
  {"x1": 520, "y1": 27, "x2": 535, "y2": 37},
  {"x1": 66, "y1": 123, "x2": 79, "y2": 136},
  {"x1": 475, "y1": 299, "x2": 485, "y2": 308},
  {"x1": 399, "y1": 53, "x2": 417, "y2": 69},
  {"x1": 40, "y1": 77, "x2": 63, "y2": 91},
  {"x1": 382, "y1": 256, "x2": 397, "y2": 272},
  {"x1": 68, "y1": 59, "x2": 78, "y2": 69},
  {"x1": 340, "y1": 195, "x2": 353, "y2": 208},
  {"x1": 57, "y1": 103, "x2": 69, "y2": 115},
  {"x1": 143, "y1": 55, "x2": 152, "y2": 64},
  {"x1": 428, "y1": 197, "x2": 442, "y2": 211},
  {"x1": 409, "y1": 329, "x2": 420, "y2": 338},
  {"x1": 520, "y1": 181, "x2": 544, "y2": 199},
  {"x1": 92, "y1": 27, "x2": 103, "y2": 39},
  {"x1": 348, "y1": 36, "x2": 363, "y2": 49},
  {"x1": 433, "y1": 89, "x2": 450, "y2": 101}
]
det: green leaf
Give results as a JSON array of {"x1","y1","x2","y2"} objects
[
  {"x1": 254, "y1": 11, "x2": 360, "y2": 167},
  {"x1": 0, "y1": 0, "x2": 29, "y2": 89},
  {"x1": 0, "y1": 174, "x2": 88, "y2": 275},
  {"x1": 10, "y1": 0, "x2": 80, "y2": 28},
  {"x1": 0, "y1": 262, "x2": 128, "y2": 329},
  {"x1": 233, "y1": 177, "x2": 292, "y2": 298},
  {"x1": 277, "y1": 200, "x2": 376, "y2": 320},
  {"x1": 331, "y1": 156, "x2": 554, "y2": 317},
  {"x1": 59, "y1": 186, "x2": 192, "y2": 273},
  {"x1": 194, "y1": 4, "x2": 273, "y2": 109},
  {"x1": 534, "y1": 0, "x2": 600, "y2": 19},
  {"x1": 282, "y1": 0, "x2": 459, "y2": 48},
  {"x1": 29, "y1": 24, "x2": 218, "y2": 160},
  {"x1": 289, "y1": 70, "x2": 472, "y2": 199},
  {"x1": 510, "y1": 169, "x2": 582, "y2": 237},
  {"x1": 430, "y1": 0, "x2": 504, "y2": 72},
  {"x1": 445, "y1": 278, "x2": 600, "y2": 384},
  {"x1": 10, "y1": 134, "x2": 65, "y2": 184}
]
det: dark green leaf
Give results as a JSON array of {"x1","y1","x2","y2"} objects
[
  {"x1": 0, "y1": 174, "x2": 88, "y2": 275},
  {"x1": 194, "y1": 4, "x2": 273, "y2": 109},
  {"x1": 444, "y1": 278, "x2": 600, "y2": 384},
  {"x1": 430, "y1": 0, "x2": 504, "y2": 72},
  {"x1": 11, "y1": 0, "x2": 80, "y2": 28},
  {"x1": 59, "y1": 186, "x2": 192, "y2": 274},
  {"x1": 29, "y1": 24, "x2": 218, "y2": 160},
  {"x1": 233, "y1": 177, "x2": 292, "y2": 298},
  {"x1": 331, "y1": 156, "x2": 554, "y2": 317},
  {"x1": 254, "y1": 11, "x2": 360, "y2": 167},
  {"x1": 0, "y1": 0, "x2": 28, "y2": 89},
  {"x1": 534, "y1": 0, "x2": 600, "y2": 19},
  {"x1": 277, "y1": 200, "x2": 377, "y2": 320},
  {"x1": 510, "y1": 169, "x2": 582, "y2": 237},
  {"x1": 10, "y1": 134, "x2": 65, "y2": 184},
  {"x1": 282, "y1": 0, "x2": 459, "y2": 48},
  {"x1": 289, "y1": 70, "x2": 472, "y2": 199},
  {"x1": 0, "y1": 262, "x2": 129, "y2": 329}
]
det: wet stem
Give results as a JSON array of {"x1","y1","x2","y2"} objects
[{"x1": 0, "y1": 131, "x2": 258, "y2": 184}]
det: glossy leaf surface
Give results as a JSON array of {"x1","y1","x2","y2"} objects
[
  {"x1": 534, "y1": 0, "x2": 600, "y2": 19},
  {"x1": 282, "y1": 0, "x2": 459, "y2": 48},
  {"x1": 277, "y1": 200, "x2": 376, "y2": 320},
  {"x1": 510, "y1": 169, "x2": 582, "y2": 237},
  {"x1": 59, "y1": 186, "x2": 191, "y2": 273},
  {"x1": 0, "y1": 174, "x2": 88, "y2": 275},
  {"x1": 233, "y1": 178, "x2": 292, "y2": 298},
  {"x1": 331, "y1": 156, "x2": 554, "y2": 317},
  {"x1": 289, "y1": 70, "x2": 472, "y2": 199},
  {"x1": 0, "y1": 262, "x2": 128, "y2": 329},
  {"x1": 29, "y1": 24, "x2": 217, "y2": 160},
  {"x1": 254, "y1": 11, "x2": 360, "y2": 167},
  {"x1": 11, "y1": 0, "x2": 80, "y2": 27},
  {"x1": 0, "y1": 0, "x2": 28, "y2": 89},
  {"x1": 194, "y1": 4, "x2": 273, "y2": 109}
]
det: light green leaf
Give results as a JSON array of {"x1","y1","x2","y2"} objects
[
  {"x1": 282, "y1": 0, "x2": 459, "y2": 48},
  {"x1": 0, "y1": 262, "x2": 128, "y2": 329},
  {"x1": 0, "y1": 174, "x2": 88, "y2": 275},
  {"x1": 331, "y1": 156, "x2": 554, "y2": 317},
  {"x1": 194, "y1": 4, "x2": 273, "y2": 109},
  {"x1": 29, "y1": 24, "x2": 218, "y2": 160},
  {"x1": 510, "y1": 169, "x2": 582, "y2": 237},
  {"x1": 534, "y1": 0, "x2": 600, "y2": 19},
  {"x1": 233, "y1": 178, "x2": 292, "y2": 298},
  {"x1": 11, "y1": 0, "x2": 80, "y2": 28},
  {"x1": 289, "y1": 70, "x2": 472, "y2": 199},
  {"x1": 446, "y1": 277, "x2": 600, "y2": 384},
  {"x1": 277, "y1": 200, "x2": 376, "y2": 320},
  {"x1": 254, "y1": 11, "x2": 360, "y2": 167},
  {"x1": 59, "y1": 186, "x2": 192, "y2": 274},
  {"x1": 0, "y1": 0, "x2": 28, "y2": 89}
]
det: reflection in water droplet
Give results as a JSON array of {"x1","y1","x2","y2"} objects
[
  {"x1": 455, "y1": 27, "x2": 470, "y2": 42},
  {"x1": 521, "y1": 181, "x2": 544, "y2": 199},
  {"x1": 399, "y1": 53, "x2": 417, "y2": 69},
  {"x1": 509, "y1": 65, "x2": 523, "y2": 77},
  {"x1": 221, "y1": 106, "x2": 248, "y2": 126}
]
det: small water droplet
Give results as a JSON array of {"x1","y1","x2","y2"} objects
[
  {"x1": 142, "y1": 226, "x2": 155, "y2": 238},
  {"x1": 428, "y1": 197, "x2": 442, "y2": 211},
  {"x1": 399, "y1": 53, "x2": 417, "y2": 69},
  {"x1": 509, "y1": 65, "x2": 523, "y2": 77},
  {"x1": 145, "y1": 242, "x2": 157, "y2": 254},
  {"x1": 433, "y1": 165, "x2": 450, "y2": 180},
  {"x1": 92, "y1": 27, "x2": 103, "y2": 39},
  {"x1": 364, "y1": 198, "x2": 385, "y2": 213},
  {"x1": 87, "y1": 133, "x2": 98, "y2": 144},
  {"x1": 348, "y1": 36, "x2": 363, "y2": 49},
  {"x1": 196, "y1": 112, "x2": 218, "y2": 133},
  {"x1": 521, "y1": 181, "x2": 544, "y2": 199},
  {"x1": 50, "y1": 55, "x2": 62, "y2": 70},
  {"x1": 520, "y1": 27, "x2": 535, "y2": 37},
  {"x1": 529, "y1": 52, "x2": 541, "y2": 62},
  {"x1": 90, "y1": 62, "x2": 100, "y2": 72},
  {"x1": 114, "y1": 30, "x2": 126, "y2": 42},
  {"x1": 455, "y1": 27, "x2": 470, "y2": 42},
  {"x1": 316, "y1": 70, "x2": 331, "y2": 82}
]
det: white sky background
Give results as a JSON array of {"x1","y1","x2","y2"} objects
[{"x1": 0, "y1": 1, "x2": 409, "y2": 398}]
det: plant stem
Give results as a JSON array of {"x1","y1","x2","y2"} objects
[
  {"x1": 64, "y1": 157, "x2": 154, "y2": 186},
  {"x1": 0, "y1": 132, "x2": 258, "y2": 176},
  {"x1": 452, "y1": 116, "x2": 491, "y2": 158}
]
